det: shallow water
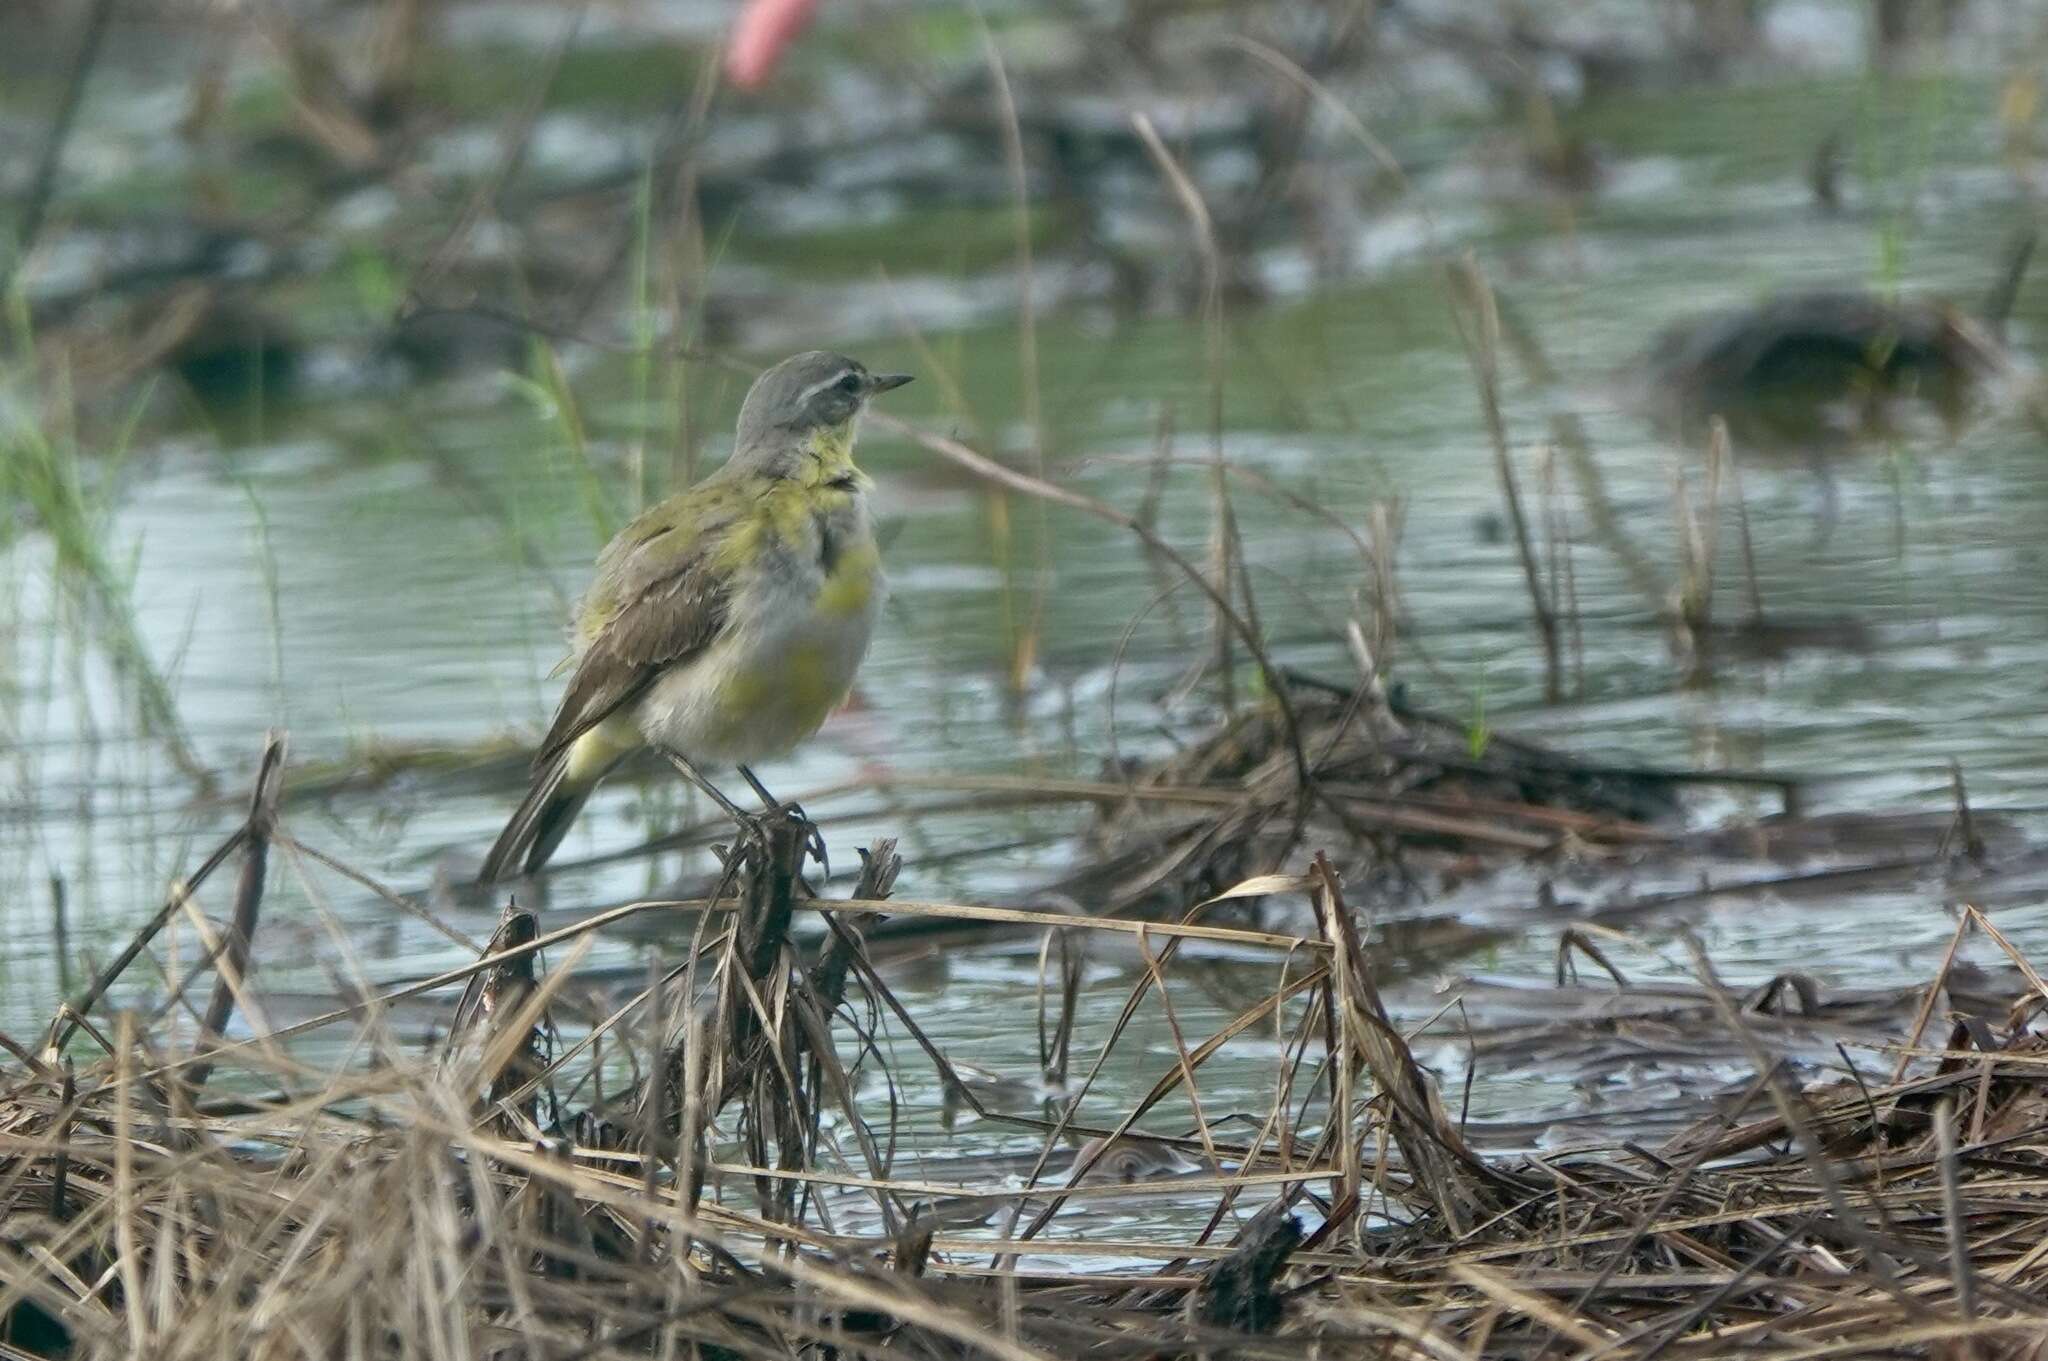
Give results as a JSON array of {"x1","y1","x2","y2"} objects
[{"x1": 6, "y1": 29, "x2": 2048, "y2": 1257}]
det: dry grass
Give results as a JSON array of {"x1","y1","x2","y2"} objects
[{"x1": 6, "y1": 735, "x2": 2048, "y2": 1361}]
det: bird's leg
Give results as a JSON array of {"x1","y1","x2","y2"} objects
[
  {"x1": 737, "y1": 763, "x2": 827, "y2": 879},
  {"x1": 657, "y1": 748, "x2": 824, "y2": 876},
  {"x1": 657, "y1": 746, "x2": 762, "y2": 840},
  {"x1": 737, "y1": 764, "x2": 779, "y2": 810},
  {"x1": 662, "y1": 747, "x2": 807, "y2": 872}
]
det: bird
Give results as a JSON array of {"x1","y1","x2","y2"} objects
[{"x1": 479, "y1": 350, "x2": 912, "y2": 883}]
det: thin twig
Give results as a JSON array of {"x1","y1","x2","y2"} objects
[
  {"x1": 0, "y1": 0, "x2": 117, "y2": 301},
  {"x1": 869, "y1": 411, "x2": 1312, "y2": 785}
]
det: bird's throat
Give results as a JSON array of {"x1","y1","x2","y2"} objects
[{"x1": 801, "y1": 422, "x2": 862, "y2": 484}]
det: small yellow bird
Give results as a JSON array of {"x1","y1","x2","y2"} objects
[{"x1": 481, "y1": 351, "x2": 911, "y2": 882}]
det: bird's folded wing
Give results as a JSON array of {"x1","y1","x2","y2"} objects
[{"x1": 533, "y1": 549, "x2": 731, "y2": 768}]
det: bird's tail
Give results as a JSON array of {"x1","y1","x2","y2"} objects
[{"x1": 479, "y1": 734, "x2": 628, "y2": 884}]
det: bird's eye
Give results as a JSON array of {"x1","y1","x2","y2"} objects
[{"x1": 835, "y1": 372, "x2": 863, "y2": 395}]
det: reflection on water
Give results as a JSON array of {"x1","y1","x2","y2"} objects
[{"x1": 6, "y1": 58, "x2": 2048, "y2": 1256}]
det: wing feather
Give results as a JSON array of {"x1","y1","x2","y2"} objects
[{"x1": 532, "y1": 543, "x2": 732, "y2": 768}]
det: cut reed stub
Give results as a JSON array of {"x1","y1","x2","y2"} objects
[{"x1": 1196, "y1": 1199, "x2": 1303, "y2": 1334}]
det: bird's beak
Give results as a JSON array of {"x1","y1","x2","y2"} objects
[{"x1": 869, "y1": 373, "x2": 914, "y2": 394}]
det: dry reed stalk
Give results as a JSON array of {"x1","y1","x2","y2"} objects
[
  {"x1": 1484, "y1": 289, "x2": 1671, "y2": 617},
  {"x1": 183, "y1": 735, "x2": 286, "y2": 1094},
  {"x1": 1722, "y1": 420, "x2": 1767, "y2": 624},
  {"x1": 1312, "y1": 855, "x2": 1510, "y2": 1235},
  {"x1": 979, "y1": 15, "x2": 1053, "y2": 698},
  {"x1": 1450, "y1": 256, "x2": 1562, "y2": 705},
  {"x1": 1669, "y1": 418, "x2": 1728, "y2": 675},
  {"x1": 1130, "y1": 109, "x2": 1247, "y2": 724}
]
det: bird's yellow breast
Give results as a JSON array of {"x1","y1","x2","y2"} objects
[
  {"x1": 816, "y1": 540, "x2": 880, "y2": 618},
  {"x1": 714, "y1": 525, "x2": 880, "y2": 731},
  {"x1": 718, "y1": 644, "x2": 839, "y2": 727}
]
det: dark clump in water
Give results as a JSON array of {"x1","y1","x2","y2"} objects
[
  {"x1": 1638, "y1": 289, "x2": 2002, "y2": 448},
  {"x1": 1633, "y1": 231, "x2": 2035, "y2": 452},
  {"x1": 165, "y1": 292, "x2": 301, "y2": 413}
]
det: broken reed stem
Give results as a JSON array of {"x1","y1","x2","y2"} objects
[
  {"x1": 1722, "y1": 422, "x2": 1765, "y2": 624},
  {"x1": 1484, "y1": 288, "x2": 1670, "y2": 615},
  {"x1": 1207, "y1": 455, "x2": 1238, "y2": 715},
  {"x1": 47, "y1": 875, "x2": 70, "y2": 997},
  {"x1": 480, "y1": 907, "x2": 545, "y2": 1127},
  {"x1": 1893, "y1": 911, "x2": 1975, "y2": 1084},
  {"x1": 1450, "y1": 255, "x2": 1562, "y2": 704},
  {"x1": 1539, "y1": 444, "x2": 1584, "y2": 698},
  {"x1": 1312, "y1": 852, "x2": 1508, "y2": 1234},
  {"x1": 1697, "y1": 420, "x2": 1726, "y2": 614},
  {"x1": 1947, "y1": 758, "x2": 1986, "y2": 864},
  {"x1": 1325, "y1": 865, "x2": 1359, "y2": 1216},
  {"x1": 737, "y1": 812, "x2": 805, "y2": 986},
  {"x1": 1935, "y1": 1097, "x2": 1978, "y2": 1327},
  {"x1": 44, "y1": 737, "x2": 288, "y2": 1057},
  {"x1": 1669, "y1": 418, "x2": 1726, "y2": 676},
  {"x1": 184, "y1": 734, "x2": 286, "y2": 1092},
  {"x1": 812, "y1": 839, "x2": 900, "y2": 1009}
]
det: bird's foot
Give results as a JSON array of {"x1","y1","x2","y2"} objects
[
  {"x1": 717, "y1": 798, "x2": 827, "y2": 885},
  {"x1": 658, "y1": 748, "x2": 828, "y2": 883},
  {"x1": 783, "y1": 800, "x2": 829, "y2": 880},
  {"x1": 735, "y1": 766, "x2": 828, "y2": 879}
]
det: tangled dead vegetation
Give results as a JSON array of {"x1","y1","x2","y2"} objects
[
  {"x1": 1053, "y1": 673, "x2": 1787, "y2": 918},
  {"x1": 6, "y1": 737, "x2": 2048, "y2": 1360}
]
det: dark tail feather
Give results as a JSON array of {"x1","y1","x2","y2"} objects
[{"x1": 480, "y1": 753, "x2": 584, "y2": 884}]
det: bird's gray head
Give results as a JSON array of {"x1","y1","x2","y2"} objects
[{"x1": 732, "y1": 351, "x2": 912, "y2": 468}]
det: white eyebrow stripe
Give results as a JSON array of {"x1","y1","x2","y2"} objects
[{"x1": 798, "y1": 368, "x2": 859, "y2": 404}]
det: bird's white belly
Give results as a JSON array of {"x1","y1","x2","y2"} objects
[{"x1": 631, "y1": 559, "x2": 881, "y2": 765}]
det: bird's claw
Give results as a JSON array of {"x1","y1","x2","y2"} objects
[
  {"x1": 720, "y1": 800, "x2": 827, "y2": 881},
  {"x1": 785, "y1": 802, "x2": 828, "y2": 880}
]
